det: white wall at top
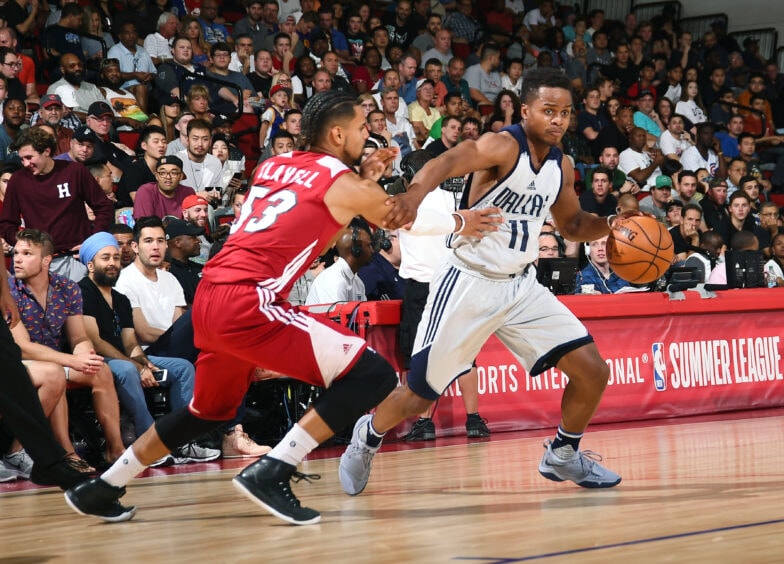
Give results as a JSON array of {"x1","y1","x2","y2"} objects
[{"x1": 679, "y1": 0, "x2": 784, "y2": 37}]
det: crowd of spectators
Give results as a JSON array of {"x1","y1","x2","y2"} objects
[{"x1": 2, "y1": 0, "x2": 784, "y2": 480}]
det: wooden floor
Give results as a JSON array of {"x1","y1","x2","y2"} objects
[{"x1": 2, "y1": 409, "x2": 784, "y2": 563}]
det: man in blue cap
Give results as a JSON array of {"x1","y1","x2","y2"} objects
[{"x1": 77, "y1": 231, "x2": 216, "y2": 465}]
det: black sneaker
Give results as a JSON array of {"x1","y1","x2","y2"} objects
[
  {"x1": 64, "y1": 478, "x2": 137, "y2": 522},
  {"x1": 404, "y1": 418, "x2": 436, "y2": 441},
  {"x1": 30, "y1": 457, "x2": 93, "y2": 490},
  {"x1": 465, "y1": 416, "x2": 490, "y2": 438},
  {"x1": 232, "y1": 456, "x2": 321, "y2": 525}
]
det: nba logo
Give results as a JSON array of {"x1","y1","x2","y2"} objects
[{"x1": 652, "y1": 343, "x2": 667, "y2": 391}]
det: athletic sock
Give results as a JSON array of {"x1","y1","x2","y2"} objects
[
  {"x1": 466, "y1": 413, "x2": 482, "y2": 422},
  {"x1": 550, "y1": 426, "x2": 583, "y2": 460},
  {"x1": 102, "y1": 446, "x2": 147, "y2": 488},
  {"x1": 363, "y1": 417, "x2": 385, "y2": 448},
  {"x1": 266, "y1": 424, "x2": 319, "y2": 467}
]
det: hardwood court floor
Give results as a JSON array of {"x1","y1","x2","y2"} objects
[{"x1": 1, "y1": 409, "x2": 783, "y2": 563}]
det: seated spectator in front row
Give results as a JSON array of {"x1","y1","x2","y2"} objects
[
  {"x1": 683, "y1": 230, "x2": 725, "y2": 283},
  {"x1": 619, "y1": 127, "x2": 663, "y2": 190},
  {"x1": 578, "y1": 165, "x2": 617, "y2": 217},
  {"x1": 165, "y1": 218, "x2": 204, "y2": 306},
  {"x1": 670, "y1": 203, "x2": 702, "y2": 262},
  {"x1": 108, "y1": 224, "x2": 136, "y2": 268},
  {"x1": 133, "y1": 156, "x2": 195, "y2": 220},
  {"x1": 574, "y1": 235, "x2": 630, "y2": 294},
  {"x1": 8, "y1": 229, "x2": 125, "y2": 465},
  {"x1": 77, "y1": 232, "x2": 202, "y2": 462},
  {"x1": 638, "y1": 175, "x2": 673, "y2": 222},
  {"x1": 664, "y1": 199, "x2": 683, "y2": 228},
  {"x1": 706, "y1": 231, "x2": 759, "y2": 285},
  {"x1": 765, "y1": 232, "x2": 784, "y2": 287}
]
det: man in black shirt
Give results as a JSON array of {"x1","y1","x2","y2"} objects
[
  {"x1": 425, "y1": 115, "x2": 461, "y2": 157},
  {"x1": 592, "y1": 105, "x2": 632, "y2": 160},
  {"x1": 165, "y1": 219, "x2": 203, "y2": 306},
  {"x1": 116, "y1": 126, "x2": 168, "y2": 208},
  {"x1": 578, "y1": 166, "x2": 617, "y2": 217},
  {"x1": 0, "y1": 47, "x2": 25, "y2": 101},
  {"x1": 670, "y1": 203, "x2": 702, "y2": 262}
]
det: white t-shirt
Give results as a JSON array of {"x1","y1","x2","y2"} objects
[
  {"x1": 764, "y1": 259, "x2": 783, "y2": 284},
  {"x1": 305, "y1": 257, "x2": 366, "y2": 305},
  {"x1": 176, "y1": 150, "x2": 224, "y2": 192},
  {"x1": 463, "y1": 63, "x2": 502, "y2": 104},
  {"x1": 115, "y1": 263, "x2": 186, "y2": 341},
  {"x1": 675, "y1": 100, "x2": 706, "y2": 124},
  {"x1": 659, "y1": 129, "x2": 692, "y2": 159},
  {"x1": 680, "y1": 146, "x2": 721, "y2": 178},
  {"x1": 618, "y1": 148, "x2": 660, "y2": 190}
]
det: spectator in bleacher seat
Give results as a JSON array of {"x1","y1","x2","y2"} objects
[
  {"x1": 108, "y1": 224, "x2": 136, "y2": 268},
  {"x1": 726, "y1": 51, "x2": 750, "y2": 92},
  {"x1": 133, "y1": 155, "x2": 195, "y2": 219},
  {"x1": 1, "y1": 0, "x2": 41, "y2": 42},
  {"x1": 314, "y1": 6, "x2": 351, "y2": 65},
  {"x1": 627, "y1": 60, "x2": 658, "y2": 104},
  {"x1": 382, "y1": 0, "x2": 418, "y2": 50},
  {"x1": 395, "y1": 52, "x2": 419, "y2": 105},
  {"x1": 564, "y1": 36, "x2": 588, "y2": 92},
  {"x1": 113, "y1": 0, "x2": 158, "y2": 44},
  {"x1": 206, "y1": 42, "x2": 255, "y2": 114},
  {"x1": 155, "y1": 36, "x2": 229, "y2": 110},
  {"x1": 96, "y1": 59, "x2": 149, "y2": 132},
  {"x1": 211, "y1": 131, "x2": 245, "y2": 196},
  {"x1": 181, "y1": 194, "x2": 212, "y2": 264},
  {"x1": 669, "y1": 31, "x2": 700, "y2": 77},
  {"x1": 701, "y1": 177, "x2": 731, "y2": 234},
  {"x1": 84, "y1": 101, "x2": 136, "y2": 181},
  {"x1": 759, "y1": 201, "x2": 783, "y2": 246},
  {"x1": 322, "y1": 50, "x2": 353, "y2": 93},
  {"x1": 247, "y1": 49, "x2": 274, "y2": 100},
  {"x1": 53, "y1": 125, "x2": 97, "y2": 164},
  {"x1": 577, "y1": 86, "x2": 608, "y2": 154},
  {"x1": 700, "y1": 30, "x2": 729, "y2": 72},
  {"x1": 351, "y1": 46, "x2": 384, "y2": 95},
  {"x1": 585, "y1": 145, "x2": 632, "y2": 195},
  {"x1": 43, "y1": 4, "x2": 86, "y2": 77},
  {"x1": 574, "y1": 235, "x2": 630, "y2": 294},
  {"x1": 701, "y1": 66, "x2": 727, "y2": 110},
  {"x1": 164, "y1": 218, "x2": 204, "y2": 306},
  {"x1": 0, "y1": 46, "x2": 27, "y2": 103},
  {"x1": 632, "y1": 88, "x2": 663, "y2": 146},
  {"x1": 592, "y1": 104, "x2": 632, "y2": 160},
  {"x1": 444, "y1": 0, "x2": 482, "y2": 47},
  {"x1": 441, "y1": 56, "x2": 471, "y2": 106},
  {"x1": 46, "y1": 53, "x2": 105, "y2": 120},
  {"x1": 715, "y1": 114, "x2": 744, "y2": 160},
  {"x1": 464, "y1": 42, "x2": 502, "y2": 109},
  {"x1": 144, "y1": 12, "x2": 179, "y2": 66},
  {"x1": 311, "y1": 67, "x2": 332, "y2": 94},
  {"x1": 674, "y1": 170, "x2": 702, "y2": 210},
  {"x1": 723, "y1": 191, "x2": 769, "y2": 251},
  {"x1": 358, "y1": 229, "x2": 405, "y2": 301},
  {"x1": 117, "y1": 126, "x2": 168, "y2": 208},
  {"x1": 638, "y1": 175, "x2": 673, "y2": 222},
  {"x1": 177, "y1": 119, "x2": 223, "y2": 207},
  {"x1": 421, "y1": 28, "x2": 453, "y2": 71},
  {"x1": 664, "y1": 199, "x2": 683, "y2": 228},
  {"x1": 578, "y1": 166, "x2": 616, "y2": 217},
  {"x1": 233, "y1": 0, "x2": 273, "y2": 53},
  {"x1": 460, "y1": 115, "x2": 481, "y2": 141},
  {"x1": 764, "y1": 232, "x2": 784, "y2": 286},
  {"x1": 0, "y1": 128, "x2": 113, "y2": 280},
  {"x1": 305, "y1": 217, "x2": 373, "y2": 305},
  {"x1": 8, "y1": 228, "x2": 126, "y2": 464},
  {"x1": 199, "y1": 0, "x2": 231, "y2": 45},
  {"x1": 725, "y1": 157, "x2": 748, "y2": 197},
  {"x1": 0, "y1": 28, "x2": 35, "y2": 104},
  {"x1": 585, "y1": 8, "x2": 605, "y2": 40},
  {"x1": 659, "y1": 113, "x2": 692, "y2": 161},
  {"x1": 680, "y1": 122, "x2": 727, "y2": 180},
  {"x1": 425, "y1": 114, "x2": 460, "y2": 156},
  {"x1": 291, "y1": 53, "x2": 316, "y2": 107},
  {"x1": 560, "y1": 112, "x2": 593, "y2": 171},
  {"x1": 0, "y1": 97, "x2": 23, "y2": 159},
  {"x1": 682, "y1": 230, "x2": 723, "y2": 283},
  {"x1": 107, "y1": 23, "x2": 156, "y2": 115},
  {"x1": 382, "y1": 87, "x2": 418, "y2": 157},
  {"x1": 601, "y1": 42, "x2": 637, "y2": 96},
  {"x1": 77, "y1": 231, "x2": 198, "y2": 456},
  {"x1": 741, "y1": 37, "x2": 767, "y2": 71},
  {"x1": 409, "y1": 79, "x2": 441, "y2": 145},
  {"x1": 270, "y1": 32, "x2": 297, "y2": 74},
  {"x1": 737, "y1": 133, "x2": 774, "y2": 193},
  {"x1": 657, "y1": 63, "x2": 682, "y2": 104},
  {"x1": 670, "y1": 203, "x2": 705, "y2": 263},
  {"x1": 660, "y1": 157, "x2": 683, "y2": 194},
  {"x1": 344, "y1": 12, "x2": 370, "y2": 64},
  {"x1": 675, "y1": 80, "x2": 707, "y2": 129},
  {"x1": 229, "y1": 34, "x2": 255, "y2": 76},
  {"x1": 619, "y1": 127, "x2": 663, "y2": 191},
  {"x1": 586, "y1": 29, "x2": 612, "y2": 84},
  {"x1": 485, "y1": 89, "x2": 521, "y2": 134}
]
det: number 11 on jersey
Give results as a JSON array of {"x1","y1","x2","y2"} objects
[{"x1": 508, "y1": 220, "x2": 530, "y2": 251}]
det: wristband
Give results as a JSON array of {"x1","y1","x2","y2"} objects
[{"x1": 453, "y1": 212, "x2": 466, "y2": 234}]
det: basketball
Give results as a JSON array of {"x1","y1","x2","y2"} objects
[{"x1": 607, "y1": 215, "x2": 674, "y2": 284}]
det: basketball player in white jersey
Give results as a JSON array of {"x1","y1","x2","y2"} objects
[{"x1": 341, "y1": 68, "x2": 633, "y2": 494}]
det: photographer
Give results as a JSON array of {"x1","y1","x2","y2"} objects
[{"x1": 358, "y1": 229, "x2": 406, "y2": 300}]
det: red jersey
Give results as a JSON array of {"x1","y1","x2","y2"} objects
[{"x1": 202, "y1": 151, "x2": 352, "y2": 297}]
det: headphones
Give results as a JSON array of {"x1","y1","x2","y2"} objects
[{"x1": 351, "y1": 225, "x2": 363, "y2": 257}]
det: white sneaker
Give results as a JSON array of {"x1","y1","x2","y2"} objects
[
  {"x1": 3, "y1": 448, "x2": 33, "y2": 480},
  {"x1": 173, "y1": 443, "x2": 221, "y2": 464},
  {"x1": 0, "y1": 462, "x2": 18, "y2": 482},
  {"x1": 538, "y1": 439, "x2": 621, "y2": 488},
  {"x1": 339, "y1": 414, "x2": 381, "y2": 496}
]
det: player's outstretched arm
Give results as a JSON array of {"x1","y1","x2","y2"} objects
[
  {"x1": 325, "y1": 172, "x2": 416, "y2": 230},
  {"x1": 384, "y1": 133, "x2": 516, "y2": 227}
]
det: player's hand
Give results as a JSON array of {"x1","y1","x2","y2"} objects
[
  {"x1": 608, "y1": 210, "x2": 647, "y2": 229},
  {"x1": 457, "y1": 207, "x2": 504, "y2": 238},
  {"x1": 383, "y1": 190, "x2": 422, "y2": 229},
  {"x1": 360, "y1": 147, "x2": 398, "y2": 182}
]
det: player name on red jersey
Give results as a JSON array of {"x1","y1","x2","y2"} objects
[{"x1": 256, "y1": 160, "x2": 320, "y2": 188}]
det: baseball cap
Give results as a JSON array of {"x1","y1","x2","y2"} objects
[
  {"x1": 157, "y1": 155, "x2": 184, "y2": 170},
  {"x1": 212, "y1": 114, "x2": 232, "y2": 127},
  {"x1": 181, "y1": 194, "x2": 210, "y2": 212},
  {"x1": 269, "y1": 84, "x2": 292, "y2": 97},
  {"x1": 73, "y1": 125, "x2": 98, "y2": 143},
  {"x1": 416, "y1": 78, "x2": 435, "y2": 90},
  {"x1": 88, "y1": 101, "x2": 114, "y2": 118},
  {"x1": 165, "y1": 218, "x2": 204, "y2": 240},
  {"x1": 637, "y1": 89, "x2": 654, "y2": 99},
  {"x1": 41, "y1": 94, "x2": 63, "y2": 109},
  {"x1": 654, "y1": 175, "x2": 673, "y2": 189}
]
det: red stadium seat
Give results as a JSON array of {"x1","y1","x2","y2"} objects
[{"x1": 118, "y1": 131, "x2": 141, "y2": 152}]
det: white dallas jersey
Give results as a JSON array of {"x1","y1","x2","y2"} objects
[{"x1": 448, "y1": 125, "x2": 564, "y2": 276}]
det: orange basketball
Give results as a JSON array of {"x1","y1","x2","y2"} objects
[{"x1": 607, "y1": 216, "x2": 674, "y2": 284}]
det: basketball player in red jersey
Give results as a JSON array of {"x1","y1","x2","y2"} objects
[{"x1": 64, "y1": 91, "x2": 501, "y2": 526}]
